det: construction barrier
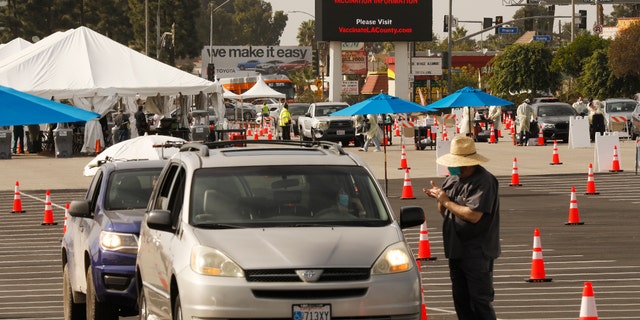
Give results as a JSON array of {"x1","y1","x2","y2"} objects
[
  {"x1": 593, "y1": 132, "x2": 620, "y2": 172},
  {"x1": 568, "y1": 116, "x2": 591, "y2": 149}
]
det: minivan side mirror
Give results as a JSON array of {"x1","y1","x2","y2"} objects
[
  {"x1": 399, "y1": 206, "x2": 425, "y2": 229},
  {"x1": 146, "y1": 210, "x2": 173, "y2": 232}
]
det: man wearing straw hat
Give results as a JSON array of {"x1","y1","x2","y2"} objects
[{"x1": 423, "y1": 136, "x2": 501, "y2": 319}]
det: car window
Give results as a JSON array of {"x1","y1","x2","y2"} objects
[
  {"x1": 105, "y1": 168, "x2": 161, "y2": 210},
  {"x1": 189, "y1": 165, "x2": 390, "y2": 227},
  {"x1": 288, "y1": 105, "x2": 308, "y2": 115},
  {"x1": 315, "y1": 105, "x2": 346, "y2": 116},
  {"x1": 87, "y1": 171, "x2": 103, "y2": 212},
  {"x1": 606, "y1": 102, "x2": 637, "y2": 113},
  {"x1": 537, "y1": 105, "x2": 576, "y2": 117}
]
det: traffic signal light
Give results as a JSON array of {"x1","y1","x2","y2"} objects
[
  {"x1": 579, "y1": 10, "x2": 587, "y2": 29},
  {"x1": 312, "y1": 49, "x2": 319, "y2": 76},
  {"x1": 483, "y1": 17, "x2": 492, "y2": 29},
  {"x1": 206, "y1": 63, "x2": 215, "y2": 81},
  {"x1": 495, "y1": 16, "x2": 503, "y2": 34},
  {"x1": 443, "y1": 15, "x2": 449, "y2": 32}
]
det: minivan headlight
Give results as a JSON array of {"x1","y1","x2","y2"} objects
[
  {"x1": 372, "y1": 242, "x2": 413, "y2": 274},
  {"x1": 100, "y1": 231, "x2": 138, "y2": 254},
  {"x1": 190, "y1": 246, "x2": 244, "y2": 277}
]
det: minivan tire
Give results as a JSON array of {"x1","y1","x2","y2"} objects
[{"x1": 86, "y1": 266, "x2": 118, "y2": 320}]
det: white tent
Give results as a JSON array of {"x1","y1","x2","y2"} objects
[
  {"x1": 0, "y1": 26, "x2": 215, "y2": 99},
  {"x1": 239, "y1": 74, "x2": 286, "y2": 100},
  {"x1": 0, "y1": 38, "x2": 32, "y2": 59},
  {"x1": 0, "y1": 27, "x2": 217, "y2": 153}
]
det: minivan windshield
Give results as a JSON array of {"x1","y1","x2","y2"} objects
[{"x1": 189, "y1": 165, "x2": 390, "y2": 227}]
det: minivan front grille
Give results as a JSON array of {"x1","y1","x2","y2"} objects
[{"x1": 245, "y1": 268, "x2": 370, "y2": 283}]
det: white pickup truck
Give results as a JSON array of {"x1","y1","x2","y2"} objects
[{"x1": 297, "y1": 102, "x2": 357, "y2": 146}]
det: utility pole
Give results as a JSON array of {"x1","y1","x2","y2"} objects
[{"x1": 447, "y1": 0, "x2": 453, "y2": 94}]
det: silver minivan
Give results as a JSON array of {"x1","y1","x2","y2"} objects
[{"x1": 136, "y1": 141, "x2": 425, "y2": 320}]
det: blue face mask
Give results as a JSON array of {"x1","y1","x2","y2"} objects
[
  {"x1": 447, "y1": 167, "x2": 462, "y2": 176},
  {"x1": 338, "y1": 194, "x2": 349, "y2": 207}
]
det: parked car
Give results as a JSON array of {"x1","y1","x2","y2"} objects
[
  {"x1": 287, "y1": 102, "x2": 311, "y2": 135},
  {"x1": 225, "y1": 100, "x2": 257, "y2": 121},
  {"x1": 529, "y1": 102, "x2": 578, "y2": 142},
  {"x1": 236, "y1": 60, "x2": 261, "y2": 70},
  {"x1": 62, "y1": 160, "x2": 166, "y2": 319},
  {"x1": 602, "y1": 98, "x2": 637, "y2": 133},
  {"x1": 255, "y1": 60, "x2": 283, "y2": 74},
  {"x1": 631, "y1": 104, "x2": 640, "y2": 139},
  {"x1": 136, "y1": 141, "x2": 425, "y2": 320},
  {"x1": 275, "y1": 59, "x2": 311, "y2": 74},
  {"x1": 250, "y1": 97, "x2": 282, "y2": 114}
]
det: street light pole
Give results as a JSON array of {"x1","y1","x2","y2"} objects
[
  {"x1": 210, "y1": 0, "x2": 231, "y2": 64},
  {"x1": 145, "y1": 0, "x2": 148, "y2": 56},
  {"x1": 447, "y1": 0, "x2": 453, "y2": 94}
]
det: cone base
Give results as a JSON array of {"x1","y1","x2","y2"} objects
[
  {"x1": 608, "y1": 169, "x2": 623, "y2": 173},
  {"x1": 41, "y1": 222, "x2": 58, "y2": 226},
  {"x1": 398, "y1": 167, "x2": 411, "y2": 170},
  {"x1": 417, "y1": 257, "x2": 438, "y2": 261},
  {"x1": 584, "y1": 192, "x2": 600, "y2": 195},
  {"x1": 526, "y1": 278, "x2": 552, "y2": 282},
  {"x1": 401, "y1": 197, "x2": 416, "y2": 200},
  {"x1": 565, "y1": 222, "x2": 584, "y2": 225},
  {"x1": 509, "y1": 183, "x2": 522, "y2": 187},
  {"x1": 11, "y1": 210, "x2": 26, "y2": 213},
  {"x1": 549, "y1": 162, "x2": 563, "y2": 165}
]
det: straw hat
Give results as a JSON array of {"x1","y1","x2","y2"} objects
[{"x1": 436, "y1": 136, "x2": 489, "y2": 167}]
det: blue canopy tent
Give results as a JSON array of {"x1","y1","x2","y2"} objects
[{"x1": 0, "y1": 85, "x2": 99, "y2": 126}]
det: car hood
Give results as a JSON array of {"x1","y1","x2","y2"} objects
[
  {"x1": 101, "y1": 209, "x2": 146, "y2": 233},
  {"x1": 315, "y1": 115, "x2": 352, "y2": 121},
  {"x1": 537, "y1": 115, "x2": 571, "y2": 124},
  {"x1": 192, "y1": 225, "x2": 403, "y2": 268}
]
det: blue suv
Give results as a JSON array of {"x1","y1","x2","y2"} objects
[{"x1": 62, "y1": 160, "x2": 166, "y2": 320}]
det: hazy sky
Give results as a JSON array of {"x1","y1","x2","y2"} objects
[{"x1": 266, "y1": 0, "x2": 610, "y2": 45}]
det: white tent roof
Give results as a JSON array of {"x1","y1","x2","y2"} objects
[
  {"x1": 240, "y1": 74, "x2": 286, "y2": 100},
  {"x1": 0, "y1": 38, "x2": 32, "y2": 59},
  {"x1": 0, "y1": 27, "x2": 215, "y2": 99}
]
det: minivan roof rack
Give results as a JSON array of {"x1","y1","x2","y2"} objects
[{"x1": 179, "y1": 140, "x2": 348, "y2": 155}]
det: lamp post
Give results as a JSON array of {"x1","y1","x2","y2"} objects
[
  {"x1": 210, "y1": 0, "x2": 231, "y2": 64},
  {"x1": 287, "y1": 10, "x2": 315, "y2": 20}
]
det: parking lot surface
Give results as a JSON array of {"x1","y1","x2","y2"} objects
[{"x1": 0, "y1": 137, "x2": 639, "y2": 319}]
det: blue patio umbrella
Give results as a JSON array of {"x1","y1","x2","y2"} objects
[
  {"x1": 329, "y1": 92, "x2": 435, "y2": 116},
  {"x1": 427, "y1": 86, "x2": 512, "y2": 109},
  {"x1": 329, "y1": 92, "x2": 433, "y2": 195},
  {"x1": 427, "y1": 87, "x2": 513, "y2": 138},
  {"x1": 0, "y1": 85, "x2": 99, "y2": 126}
]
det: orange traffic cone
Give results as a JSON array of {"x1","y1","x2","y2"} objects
[
  {"x1": 455, "y1": 117, "x2": 460, "y2": 134},
  {"x1": 488, "y1": 123, "x2": 497, "y2": 144},
  {"x1": 579, "y1": 282, "x2": 599, "y2": 320},
  {"x1": 441, "y1": 125, "x2": 448, "y2": 141},
  {"x1": 585, "y1": 163, "x2": 599, "y2": 195},
  {"x1": 95, "y1": 139, "x2": 101, "y2": 153},
  {"x1": 537, "y1": 124, "x2": 545, "y2": 146},
  {"x1": 509, "y1": 157, "x2": 522, "y2": 186},
  {"x1": 11, "y1": 181, "x2": 26, "y2": 213},
  {"x1": 550, "y1": 140, "x2": 562, "y2": 165},
  {"x1": 63, "y1": 203, "x2": 69, "y2": 234},
  {"x1": 253, "y1": 132, "x2": 259, "y2": 140},
  {"x1": 41, "y1": 190, "x2": 57, "y2": 226},
  {"x1": 401, "y1": 168, "x2": 416, "y2": 200},
  {"x1": 510, "y1": 124, "x2": 516, "y2": 146},
  {"x1": 17, "y1": 142, "x2": 22, "y2": 154},
  {"x1": 247, "y1": 126, "x2": 252, "y2": 137},
  {"x1": 398, "y1": 143, "x2": 410, "y2": 170},
  {"x1": 609, "y1": 145, "x2": 623, "y2": 172},
  {"x1": 566, "y1": 186, "x2": 584, "y2": 225},
  {"x1": 415, "y1": 260, "x2": 429, "y2": 320},
  {"x1": 526, "y1": 228, "x2": 552, "y2": 282},
  {"x1": 417, "y1": 217, "x2": 437, "y2": 261},
  {"x1": 267, "y1": 127, "x2": 273, "y2": 140},
  {"x1": 394, "y1": 120, "x2": 401, "y2": 137}
]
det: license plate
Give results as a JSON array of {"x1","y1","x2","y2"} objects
[
  {"x1": 336, "y1": 130, "x2": 345, "y2": 135},
  {"x1": 292, "y1": 304, "x2": 331, "y2": 320}
]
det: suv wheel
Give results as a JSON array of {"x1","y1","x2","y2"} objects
[
  {"x1": 63, "y1": 264, "x2": 85, "y2": 320},
  {"x1": 173, "y1": 295, "x2": 183, "y2": 320},
  {"x1": 138, "y1": 286, "x2": 148, "y2": 320},
  {"x1": 243, "y1": 112, "x2": 254, "y2": 121},
  {"x1": 86, "y1": 266, "x2": 118, "y2": 320}
]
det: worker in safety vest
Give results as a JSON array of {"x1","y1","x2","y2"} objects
[{"x1": 279, "y1": 103, "x2": 291, "y2": 140}]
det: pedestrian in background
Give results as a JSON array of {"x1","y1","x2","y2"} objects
[
  {"x1": 12, "y1": 125, "x2": 24, "y2": 154},
  {"x1": 113, "y1": 109, "x2": 130, "y2": 142},
  {"x1": 279, "y1": 103, "x2": 291, "y2": 140},
  {"x1": 423, "y1": 135, "x2": 500, "y2": 320},
  {"x1": 359, "y1": 114, "x2": 382, "y2": 152},
  {"x1": 572, "y1": 96, "x2": 588, "y2": 116},
  {"x1": 134, "y1": 105, "x2": 148, "y2": 136},
  {"x1": 487, "y1": 106, "x2": 502, "y2": 142},
  {"x1": 516, "y1": 98, "x2": 535, "y2": 146}
]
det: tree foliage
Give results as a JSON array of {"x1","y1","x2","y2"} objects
[
  {"x1": 608, "y1": 22, "x2": 640, "y2": 78},
  {"x1": 551, "y1": 34, "x2": 609, "y2": 78},
  {"x1": 488, "y1": 43, "x2": 559, "y2": 97}
]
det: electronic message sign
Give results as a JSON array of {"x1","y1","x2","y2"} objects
[{"x1": 316, "y1": 0, "x2": 433, "y2": 42}]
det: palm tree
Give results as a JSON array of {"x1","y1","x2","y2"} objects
[{"x1": 296, "y1": 19, "x2": 315, "y2": 46}]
